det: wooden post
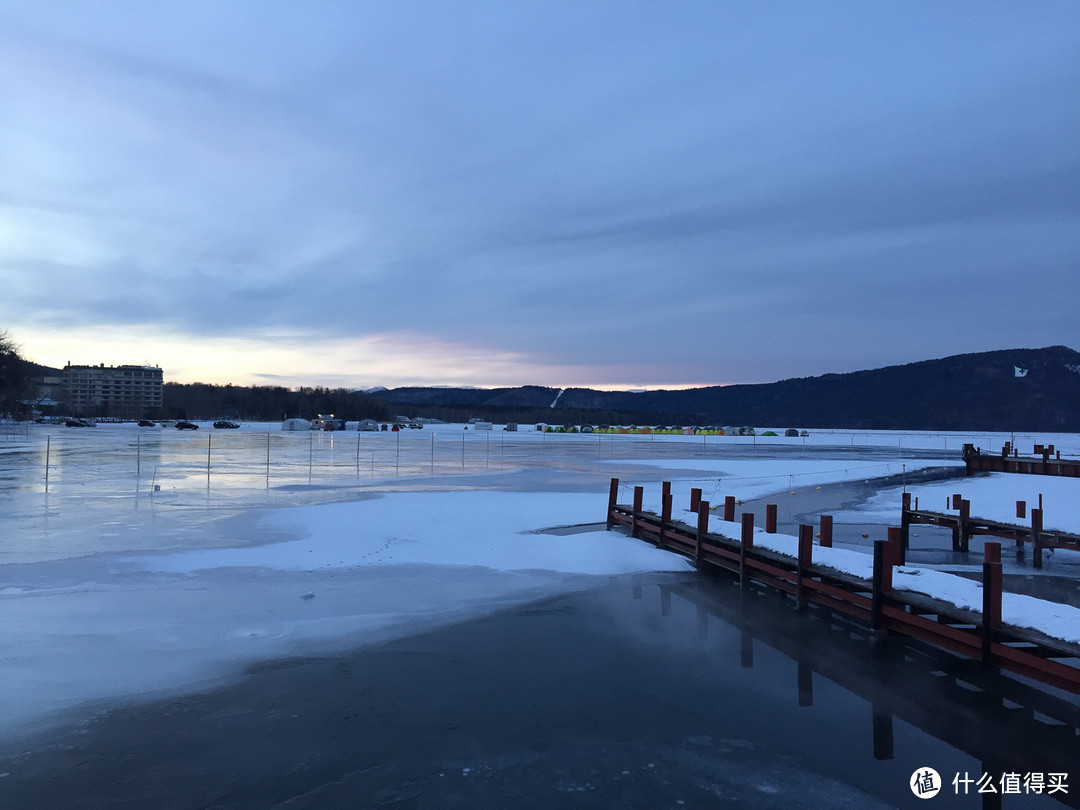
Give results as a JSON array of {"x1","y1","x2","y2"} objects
[
  {"x1": 958, "y1": 499, "x2": 971, "y2": 553},
  {"x1": 1032, "y1": 508, "x2": 1043, "y2": 569},
  {"x1": 900, "y1": 492, "x2": 911, "y2": 549},
  {"x1": 1016, "y1": 500, "x2": 1026, "y2": 520},
  {"x1": 690, "y1": 487, "x2": 701, "y2": 513},
  {"x1": 660, "y1": 491, "x2": 672, "y2": 549},
  {"x1": 819, "y1": 514, "x2": 833, "y2": 548},
  {"x1": 951, "y1": 493, "x2": 962, "y2": 510},
  {"x1": 606, "y1": 478, "x2": 619, "y2": 530},
  {"x1": 657, "y1": 482, "x2": 670, "y2": 546},
  {"x1": 696, "y1": 500, "x2": 710, "y2": 566},
  {"x1": 981, "y1": 542, "x2": 1002, "y2": 665},
  {"x1": 724, "y1": 495, "x2": 735, "y2": 523},
  {"x1": 765, "y1": 503, "x2": 777, "y2": 534},
  {"x1": 740, "y1": 512, "x2": 754, "y2": 589},
  {"x1": 871, "y1": 539, "x2": 892, "y2": 638},
  {"x1": 797, "y1": 524, "x2": 813, "y2": 611},
  {"x1": 631, "y1": 486, "x2": 643, "y2": 538},
  {"x1": 888, "y1": 526, "x2": 905, "y2": 567}
]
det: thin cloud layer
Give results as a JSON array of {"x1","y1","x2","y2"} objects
[{"x1": 1, "y1": 2, "x2": 1077, "y2": 388}]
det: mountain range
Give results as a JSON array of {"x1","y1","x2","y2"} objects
[{"x1": 370, "y1": 346, "x2": 1080, "y2": 432}]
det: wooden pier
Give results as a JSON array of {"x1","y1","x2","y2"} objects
[
  {"x1": 606, "y1": 477, "x2": 1080, "y2": 696},
  {"x1": 900, "y1": 492, "x2": 1080, "y2": 568},
  {"x1": 964, "y1": 442, "x2": 1080, "y2": 477}
]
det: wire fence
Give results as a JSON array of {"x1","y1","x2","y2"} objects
[{"x1": 0, "y1": 424, "x2": 978, "y2": 506}]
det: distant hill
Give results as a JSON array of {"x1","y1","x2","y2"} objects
[{"x1": 372, "y1": 346, "x2": 1080, "y2": 431}]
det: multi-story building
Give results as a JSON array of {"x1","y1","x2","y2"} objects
[{"x1": 62, "y1": 363, "x2": 164, "y2": 418}]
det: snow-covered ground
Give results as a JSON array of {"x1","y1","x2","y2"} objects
[{"x1": 1, "y1": 421, "x2": 1077, "y2": 741}]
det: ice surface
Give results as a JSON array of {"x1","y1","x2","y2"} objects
[{"x1": 1, "y1": 421, "x2": 1077, "y2": 742}]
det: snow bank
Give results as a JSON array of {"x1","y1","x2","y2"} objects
[{"x1": 126, "y1": 490, "x2": 690, "y2": 577}]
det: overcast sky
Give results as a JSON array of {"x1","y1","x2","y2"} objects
[{"x1": 1, "y1": 2, "x2": 1077, "y2": 390}]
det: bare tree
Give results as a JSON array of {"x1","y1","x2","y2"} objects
[{"x1": 0, "y1": 328, "x2": 26, "y2": 417}]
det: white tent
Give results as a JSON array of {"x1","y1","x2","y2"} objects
[{"x1": 282, "y1": 418, "x2": 312, "y2": 431}]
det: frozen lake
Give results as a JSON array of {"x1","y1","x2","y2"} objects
[{"x1": 1, "y1": 422, "x2": 1078, "y2": 807}]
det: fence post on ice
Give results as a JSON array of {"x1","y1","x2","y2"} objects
[
  {"x1": 765, "y1": 504, "x2": 777, "y2": 533},
  {"x1": 724, "y1": 495, "x2": 735, "y2": 523},
  {"x1": 45, "y1": 435, "x2": 50, "y2": 493},
  {"x1": 690, "y1": 487, "x2": 701, "y2": 513}
]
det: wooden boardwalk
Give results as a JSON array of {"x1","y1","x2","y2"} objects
[
  {"x1": 900, "y1": 492, "x2": 1080, "y2": 568},
  {"x1": 606, "y1": 478, "x2": 1080, "y2": 696},
  {"x1": 964, "y1": 442, "x2": 1080, "y2": 477}
]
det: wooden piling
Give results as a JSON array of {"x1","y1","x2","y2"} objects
[
  {"x1": 696, "y1": 501, "x2": 710, "y2": 567},
  {"x1": 606, "y1": 478, "x2": 619, "y2": 530},
  {"x1": 797, "y1": 524, "x2": 813, "y2": 611},
  {"x1": 631, "y1": 486, "x2": 643, "y2": 538},
  {"x1": 959, "y1": 499, "x2": 971, "y2": 553},
  {"x1": 888, "y1": 526, "x2": 905, "y2": 567},
  {"x1": 1032, "y1": 508, "x2": 1043, "y2": 569},
  {"x1": 765, "y1": 503, "x2": 777, "y2": 534},
  {"x1": 660, "y1": 491, "x2": 672, "y2": 549},
  {"x1": 871, "y1": 539, "x2": 893, "y2": 639},
  {"x1": 819, "y1": 514, "x2": 833, "y2": 548},
  {"x1": 690, "y1": 487, "x2": 701, "y2": 513},
  {"x1": 982, "y1": 542, "x2": 1002, "y2": 665},
  {"x1": 900, "y1": 493, "x2": 911, "y2": 548},
  {"x1": 724, "y1": 495, "x2": 735, "y2": 523},
  {"x1": 740, "y1": 512, "x2": 754, "y2": 589}
]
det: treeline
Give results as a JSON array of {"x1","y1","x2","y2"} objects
[
  {"x1": 380, "y1": 402, "x2": 704, "y2": 427},
  {"x1": 164, "y1": 383, "x2": 394, "y2": 423}
]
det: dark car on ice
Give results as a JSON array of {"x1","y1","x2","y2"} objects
[
  {"x1": 176, "y1": 420, "x2": 199, "y2": 430},
  {"x1": 213, "y1": 420, "x2": 240, "y2": 429}
]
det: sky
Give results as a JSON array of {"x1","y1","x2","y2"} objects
[{"x1": 1, "y1": 2, "x2": 1077, "y2": 391}]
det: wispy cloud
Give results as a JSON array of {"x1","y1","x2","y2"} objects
[{"x1": 1, "y1": 2, "x2": 1077, "y2": 387}]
